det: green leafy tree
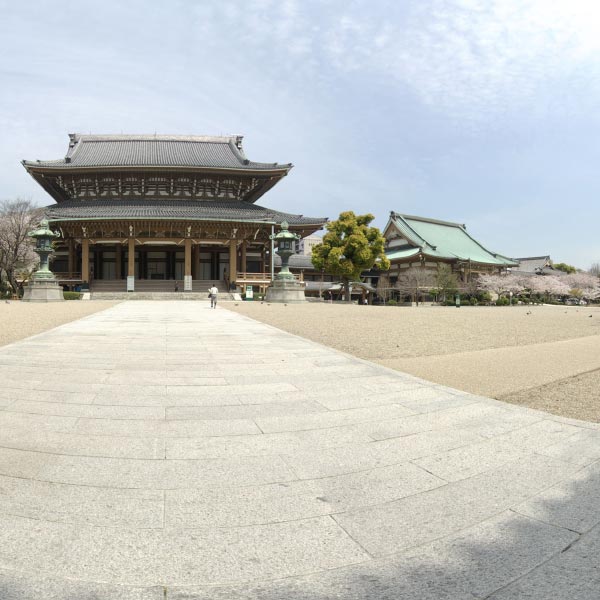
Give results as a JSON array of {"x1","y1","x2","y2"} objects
[
  {"x1": 553, "y1": 262, "x2": 577, "y2": 274},
  {"x1": 312, "y1": 211, "x2": 390, "y2": 302}
]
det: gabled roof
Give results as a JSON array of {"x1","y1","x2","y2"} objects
[
  {"x1": 385, "y1": 212, "x2": 518, "y2": 267},
  {"x1": 22, "y1": 134, "x2": 292, "y2": 172}
]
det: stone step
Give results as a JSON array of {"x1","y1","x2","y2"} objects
[
  {"x1": 91, "y1": 281, "x2": 226, "y2": 291},
  {"x1": 90, "y1": 292, "x2": 236, "y2": 301}
]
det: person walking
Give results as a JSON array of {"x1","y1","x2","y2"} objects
[{"x1": 209, "y1": 284, "x2": 218, "y2": 309}]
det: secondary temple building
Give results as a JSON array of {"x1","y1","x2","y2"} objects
[
  {"x1": 383, "y1": 212, "x2": 517, "y2": 283},
  {"x1": 22, "y1": 134, "x2": 327, "y2": 294}
]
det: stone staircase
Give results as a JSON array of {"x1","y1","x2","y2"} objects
[{"x1": 90, "y1": 280, "x2": 232, "y2": 300}]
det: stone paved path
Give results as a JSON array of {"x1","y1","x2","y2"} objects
[{"x1": 0, "y1": 301, "x2": 599, "y2": 599}]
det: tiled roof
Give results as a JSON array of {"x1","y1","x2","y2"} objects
[
  {"x1": 274, "y1": 254, "x2": 315, "y2": 269},
  {"x1": 512, "y1": 256, "x2": 553, "y2": 273},
  {"x1": 385, "y1": 247, "x2": 421, "y2": 261},
  {"x1": 44, "y1": 199, "x2": 326, "y2": 226},
  {"x1": 23, "y1": 134, "x2": 291, "y2": 172},
  {"x1": 386, "y1": 213, "x2": 518, "y2": 267}
]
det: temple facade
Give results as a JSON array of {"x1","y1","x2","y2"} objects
[{"x1": 22, "y1": 134, "x2": 326, "y2": 295}]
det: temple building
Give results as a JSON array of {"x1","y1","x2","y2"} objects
[
  {"x1": 22, "y1": 134, "x2": 326, "y2": 295},
  {"x1": 382, "y1": 212, "x2": 517, "y2": 284},
  {"x1": 510, "y1": 256, "x2": 555, "y2": 276}
]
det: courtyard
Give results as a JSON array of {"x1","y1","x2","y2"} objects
[{"x1": 0, "y1": 301, "x2": 599, "y2": 598}]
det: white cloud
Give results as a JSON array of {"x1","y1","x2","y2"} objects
[{"x1": 193, "y1": 0, "x2": 600, "y2": 119}]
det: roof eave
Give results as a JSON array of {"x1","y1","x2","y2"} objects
[{"x1": 22, "y1": 162, "x2": 292, "y2": 176}]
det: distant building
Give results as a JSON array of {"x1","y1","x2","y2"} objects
[
  {"x1": 511, "y1": 256, "x2": 554, "y2": 276},
  {"x1": 296, "y1": 234, "x2": 322, "y2": 256}
]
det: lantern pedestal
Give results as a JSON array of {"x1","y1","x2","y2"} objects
[
  {"x1": 265, "y1": 278, "x2": 306, "y2": 303},
  {"x1": 22, "y1": 279, "x2": 63, "y2": 302},
  {"x1": 265, "y1": 220, "x2": 306, "y2": 303},
  {"x1": 22, "y1": 218, "x2": 64, "y2": 302}
]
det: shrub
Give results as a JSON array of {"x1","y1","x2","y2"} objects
[
  {"x1": 469, "y1": 297, "x2": 478, "y2": 306},
  {"x1": 63, "y1": 291, "x2": 82, "y2": 300},
  {"x1": 387, "y1": 299, "x2": 398, "y2": 306},
  {"x1": 496, "y1": 296, "x2": 509, "y2": 306}
]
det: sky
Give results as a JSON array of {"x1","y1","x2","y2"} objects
[{"x1": 1, "y1": 0, "x2": 600, "y2": 269}]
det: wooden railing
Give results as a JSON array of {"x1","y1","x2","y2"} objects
[
  {"x1": 236, "y1": 272, "x2": 300, "y2": 283},
  {"x1": 235, "y1": 272, "x2": 272, "y2": 284},
  {"x1": 53, "y1": 272, "x2": 82, "y2": 281}
]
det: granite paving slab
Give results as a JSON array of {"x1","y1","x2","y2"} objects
[{"x1": 0, "y1": 300, "x2": 598, "y2": 598}]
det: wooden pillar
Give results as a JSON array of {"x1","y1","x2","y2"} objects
[
  {"x1": 240, "y1": 240, "x2": 247, "y2": 275},
  {"x1": 95, "y1": 248, "x2": 102, "y2": 280},
  {"x1": 191, "y1": 245, "x2": 199, "y2": 280},
  {"x1": 184, "y1": 239, "x2": 192, "y2": 277},
  {"x1": 81, "y1": 239, "x2": 89, "y2": 283},
  {"x1": 115, "y1": 244, "x2": 122, "y2": 280},
  {"x1": 229, "y1": 239, "x2": 237, "y2": 285},
  {"x1": 128, "y1": 238, "x2": 135, "y2": 277},
  {"x1": 67, "y1": 239, "x2": 75, "y2": 276},
  {"x1": 184, "y1": 239, "x2": 192, "y2": 291}
]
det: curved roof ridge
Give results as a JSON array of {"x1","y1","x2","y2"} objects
[
  {"x1": 22, "y1": 133, "x2": 293, "y2": 174},
  {"x1": 69, "y1": 133, "x2": 241, "y2": 144},
  {"x1": 395, "y1": 212, "x2": 465, "y2": 229}
]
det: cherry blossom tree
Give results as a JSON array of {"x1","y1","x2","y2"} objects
[
  {"x1": 376, "y1": 272, "x2": 393, "y2": 304},
  {"x1": 477, "y1": 274, "x2": 524, "y2": 298},
  {"x1": 564, "y1": 272, "x2": 600, "y2": 300},
  {"x1": 395, "y1": 267, "x2": 435, "y2": 306},
  {"x1": 527, "y1": 275, "x2": 570, "y2": 300},
  {"x1": 0, "y1": 199, "x2": 41, "y2": 294}
]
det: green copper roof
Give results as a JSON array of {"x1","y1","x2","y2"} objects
[
  {"x1": 387, "y1": 213, "x2": 518, "y2": 266},
  {"x1": 385, "y1": 247, "x2": 420, "y2": 261}
]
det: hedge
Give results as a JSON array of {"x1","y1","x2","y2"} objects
[{"x1": 63, "y1": 292, "x2": 82, "y2": 300}]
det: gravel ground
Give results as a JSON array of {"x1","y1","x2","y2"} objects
[
  {"x1": 499, "y1": 368, "x2": 600, "y2": 421},
  {"x1": 0, "y1": 301, "x2": 118, "y2": 347},
  {"x1": 227, "y1": 302, "x2": 600, "y2": 421}
]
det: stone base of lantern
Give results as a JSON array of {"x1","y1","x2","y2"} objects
[
  {"x1": 22, "y1": 279, "x2": 64, "y2": 302},
  {"x1": 265, "y1": 279, "x2": 306, "y2": 303}
]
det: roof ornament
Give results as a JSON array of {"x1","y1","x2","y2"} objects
[
  {"x1": 82, "y1": 226, "x2": 87, "y2": 238},
  {"x1": 129, "y1": 225, "x2": 133, "y2": 237},
  {"x1": 186, "y1": 226, "x2": 191, "y2": 237}
]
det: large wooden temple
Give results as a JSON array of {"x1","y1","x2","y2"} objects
[{"x1": 22, "y1": 134, "x2": 326, "y2": 294}]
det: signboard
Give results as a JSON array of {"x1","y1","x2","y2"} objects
[
  {"x1": 184, "y1": 275, "x2": 192, "y2": 291},
  {"x1": 245, "y1": 285, "x2": 254, "y2": 300},
  {"x1": 127, "y1": 276, "x2": 135, "y2": 292}
]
